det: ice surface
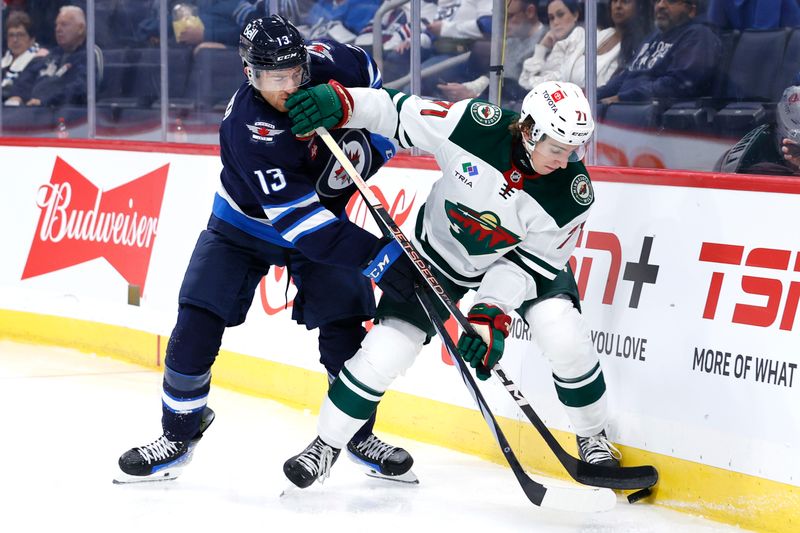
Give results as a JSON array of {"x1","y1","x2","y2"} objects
[{"x1": 0, "y1": 340, "x2": 743, "y2": 532}]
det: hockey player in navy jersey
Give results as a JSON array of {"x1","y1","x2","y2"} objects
[{"x1": 116, "y1": 15, "x2": 420, "y2": 485}]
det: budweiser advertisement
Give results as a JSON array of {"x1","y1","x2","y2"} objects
[{"x1": 22, "y1": 157, "x2": 168, "y2": 293}]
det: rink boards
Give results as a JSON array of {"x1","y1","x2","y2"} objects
[{"x1": 0, "y1": 139, "x2": 798, "y2": 532}]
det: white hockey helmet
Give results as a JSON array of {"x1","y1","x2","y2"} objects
[
  {"x1": 518, "y1": 81, "x2": 594, "y2": 160},
  {"x1": 776, "y1": 84, "x2": 800, "y2": 149}
]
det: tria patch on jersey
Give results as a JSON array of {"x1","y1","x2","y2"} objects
[
  {"x1": 453, "y1": 161, "x2": 478, "y2": 188},
  {"x1": 246, "y1": 122, "x2": 283, "y2": 143},
  {"x1": 445, "y1": 200, "x2": 521, "y2": 256},
  {"x1": 570, "y1": 174, "x2": 594, "y2": 205},
  {"x1": 469, "y1": 102, "x2": 502, "y2": 126},
  {"x1": 306, "y1": 41, "x2": 334, "y2": 62}
]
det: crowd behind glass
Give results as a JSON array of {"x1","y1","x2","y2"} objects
[{"x1": 1, "y1": 0, "x2": 799, "y2": 174}]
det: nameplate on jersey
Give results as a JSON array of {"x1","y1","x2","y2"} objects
[
  {"x1": 246, "y1": 121, "x2": 283, "y2": 143},
  {"x1": 317, "y1": 130, "x2": 372, "y2": 198}
]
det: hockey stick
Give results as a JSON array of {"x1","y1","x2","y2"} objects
[
  {"x1": 316, "y1": 127, "x2": 657, "y2": 493},
  {"x1": 414, "y1": 286, "x2": 616, "y2": 511}
]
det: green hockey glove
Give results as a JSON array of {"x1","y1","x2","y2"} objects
[
  {"x1": 456, "y1": 303, "x2": 511, "y2": 380},
  {"x1": 286, "y1": 80, "x2": 354, "y2": 137}
]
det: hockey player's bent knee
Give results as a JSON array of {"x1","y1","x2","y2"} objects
[
  {"x1": 165, "y1": 305, "x2": 226, "y2": 375},
  {"x1": 527, "y1": 297, "x2": 595, "y2": 375},
  {"x1": 342, "y1": 318, "x2": 425, "y2": 392}
]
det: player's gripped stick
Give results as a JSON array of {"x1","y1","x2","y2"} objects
[{"x1": 316, "y1": 126, "x2": 657, "y2": 505}]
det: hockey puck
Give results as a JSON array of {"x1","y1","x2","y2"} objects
[{"x1": 627, "y1": 487, "x2": 652, "y2": 504}]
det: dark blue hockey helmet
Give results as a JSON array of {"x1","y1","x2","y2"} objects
[{"x1": 239, "y1": 15, "x2": 310, "y2": 92}]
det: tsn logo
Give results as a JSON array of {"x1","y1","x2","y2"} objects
[{"x1": 699, "y1": 242, "x2": 800, "y2": 331}]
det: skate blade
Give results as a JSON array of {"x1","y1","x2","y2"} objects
[
  {"x1": 113, "y1": 467, "x2": 183, "y2": 484},
  {"x1": 364, "y1": 468, "x2": 419, "y2": 484}
]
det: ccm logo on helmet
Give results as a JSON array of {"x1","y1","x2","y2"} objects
[{"x1": 276, "y1": 52, "x2": 298, "y2": 61}]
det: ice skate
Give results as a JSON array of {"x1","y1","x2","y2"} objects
[
  {"x1": 347, "y1": 434, "x2": 418, "y2": 484},
  {"x1": 283, "y1": 436, "x2": 341, "y2": 489},
  {"x1": 577, "y1": 429, "x2": 622, "y2": 468},
  {"x1": 114, "y1": 407, "x2": 215, "y2": 484}
]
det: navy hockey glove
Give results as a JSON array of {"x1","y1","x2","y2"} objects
[
  {"x1": 286, "y1": 80, "x2": 354, "y2": 137},
  {"x1": 362, "y1": 237, "x2": 418, "y2": 303},
  {"x1": 457, "y1": 303, "x2": 511, "y2": 380}
]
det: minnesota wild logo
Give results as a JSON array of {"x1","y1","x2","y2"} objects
[{"x1": 445, "y1": 200, "x2": 521, "y2": 255}]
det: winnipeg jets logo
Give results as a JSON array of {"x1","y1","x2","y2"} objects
[
  {"x1": 317, "y1": 131, "x2": 372, "y2": 198},
  {"x1": 306, "y1": 41, "x2": 334, "y2": 62},
  {"x1": 246, "y1": 122, "x2": 283, "y2": 143},
  {"x1": 332, "y1": 148, "x2": 360, "y2": 186}
]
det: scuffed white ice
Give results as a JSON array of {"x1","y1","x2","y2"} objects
[{"x1": 0, "y1": 340, "x2": 742, "y2": 532}]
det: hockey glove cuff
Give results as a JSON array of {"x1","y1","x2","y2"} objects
[
  {"x1": 457, "y1": 303, "x2": 511, "y2": 380},
  {"x1": 362, "y1": 237, "x2": 418, "y2": 303},
  {"x1": 286, "y1": 80, "x2": 354, "y2": 137}
]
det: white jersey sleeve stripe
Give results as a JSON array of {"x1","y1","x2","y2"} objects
[
  {"x1": 514, "y1": 247, "x2": 562, "y2": 277},
  {"x1": 506, "y1": 249, "x2": 560, "y2": 281},
  {"x1": 262, "y1": 191, "x2": 319, "y2": 221},
  {"x1": 282, "y1": 207, "x2": 338, "y2": 243}
]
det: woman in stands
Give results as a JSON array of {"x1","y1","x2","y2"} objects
[
  {"x1": 519, "y1": 0, "x2": 653, "y2": 92},
  {"x1": 1, "y1": 11, "x2": 47, "y2": 104},
  {"x1": 561, "y1": 0, "x2": 653, "y2": 88},
  {"x1": 518, "y1": 0, "x2": 582, "y2": 90}
]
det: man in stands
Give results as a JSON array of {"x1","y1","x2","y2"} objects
[
  {"x1": 598, "y1": 0, "x2": 720, "y2": 104},
  {"x1": 4, "y1": 5, "x2": 94, "y2": 107}
]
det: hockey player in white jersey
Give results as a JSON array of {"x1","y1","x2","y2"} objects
[{"x1": 281, "y1": 80, "x2": 621, "y2": 488}]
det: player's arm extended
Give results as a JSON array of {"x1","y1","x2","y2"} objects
[
  {"x1": 286, "y1": 82, "x2": 470, "y2": 155},
  {"x1": 347, "y1": 87, "x2": 469, "y2": 155}
]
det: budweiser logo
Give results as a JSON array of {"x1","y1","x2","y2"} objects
[{"x1": 22, "y1": 157, "x2": 169, "y2": 293}]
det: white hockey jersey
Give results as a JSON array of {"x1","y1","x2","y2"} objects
[{"x1": 346, "y1": 88, "x2": 595, "y2": 312}]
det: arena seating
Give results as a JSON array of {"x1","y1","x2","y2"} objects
[{"x1": 609, "y1": 27, "x2": 800, "y2": 139}]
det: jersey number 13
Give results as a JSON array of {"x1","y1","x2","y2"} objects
[{"x1": 255, "y1": 169, "x2": 287, "y2": 195}]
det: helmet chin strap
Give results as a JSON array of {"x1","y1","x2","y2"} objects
[{"x1": 521, "y1": 130, "x2": 539, "y2": 172}]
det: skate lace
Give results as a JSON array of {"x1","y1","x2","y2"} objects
[
  {"x1": 136, "y1": 435, "x2": 181, "y2": 464},
  {"x1": 296, "y1": 439, "x2": 335, "y2": 483},
  {"x1": 579, "y1": 433, "x2": 622, "y2": 464},
  {"x1": 354, "y1": 434, "x2": 397, "y2": 462}
]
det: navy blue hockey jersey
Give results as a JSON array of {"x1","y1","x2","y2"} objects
[{"x1": 214, "y1": 39, "x2": 395, "y2": 269}]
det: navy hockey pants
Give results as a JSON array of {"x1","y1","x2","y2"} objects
[{"x1": 162, "y1": 215, "x2": 377, "y2": 443}]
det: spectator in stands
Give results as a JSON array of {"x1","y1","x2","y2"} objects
[
  {"x1": 300, "y1": 0, "x2": 383, "y2": 42},
  {"x1": 597, "y1": 0, "x2": 721, "y2": 103},
  {"x1": 136, "y1": 1, "x2": 249, "y2": 49},
  {"x1": 19, "y1": 0, "x2": 76, "y2": 49},
  {"x1": 517, "y1": 0, "x2": 582, "y2": 90},
  {"x1": 353, "y1": 0, "x2": 439, "y2": 83},
  {"x1": 538, "y1": 0, "x2": 654, "y2": 89},
  {"x1": 416, "y1": 0, "x2": 493, "y2": 95},
  {"x1": 4, "y1": 6, "x2": 95, "y2": 107},
  {"x1": 436, "y1": 0, "x2": 546, "y2": 102},
  {"x1": 2, "y1": 11, "x2": 48, "y2": 101},
  {"x1": 706, "y1": 0, "x2": 800, "y2": 30},
  {"x1": 715, "y1": 77, "x2": 800, "y2": 175}
]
